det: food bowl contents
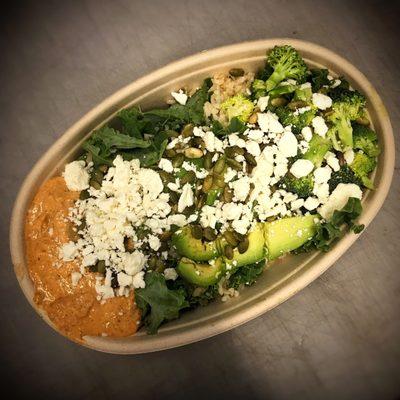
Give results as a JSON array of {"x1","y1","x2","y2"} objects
[{"x1": 25, "y1": 45, "x2": 380, "y2": 340}]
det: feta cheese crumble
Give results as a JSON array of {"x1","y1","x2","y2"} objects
[
  {"x1": 312, "y1": 116, "x2": 329, "y2": 137},
  {"x1": 63, "y1": 161, "x2": 90, "y2": 191},
  {"x1": 171, "y1": 89, "x2": 188, "y2": 105}
]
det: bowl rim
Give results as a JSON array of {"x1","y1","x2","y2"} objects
[{"x1": 10, "y1": 38, "x2": 395, "y2": 354}]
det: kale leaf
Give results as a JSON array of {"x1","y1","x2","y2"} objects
[
  {"x1": 135, "y1": 272, "x2": 189, "y2": 334},
  {"x1": 228, "y1": 261, "x2": 266, "y2": 289}
]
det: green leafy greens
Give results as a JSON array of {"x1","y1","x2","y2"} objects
[{"x1": 135, "y1": 272, "x2": 189, "y2": 334}]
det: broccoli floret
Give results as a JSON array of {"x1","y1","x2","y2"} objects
[
  {"x1": 303, "y1": 134, "x2": 332, "y2": 166},
  {"x1": 294, "y1": 84, "x2": 312, "y2": 103},
  {"x1": 310, "y1": 68, "x2": 330, "y2": 91},
  {"x1": 326, "y1": 89, "x2": 366, "y2": 151},
  {"x1": 329, "y1": 165, "x2": 362, "y2": 191},
  {"x1": 251, "y1": 79, "x2": 268, "y2": 99},
  {"x1": 220, "y1": 94, "x2": 254, "y2": 123},
  {"x1": 264, "y1": 45, "x2": 308, "y2": 91},
  {"x1": 268, "y1": 83, "x2": 297, "y2": 98},
  {"x1": 274, "y1": 107, "x2": 316, "y2": 134},
  {"x1": 280, "y1": 173, "x2": 314, "y2": 198},
  {"x1": 352, "y1": 123, "x2": 380, "y2": 157},
  {"x1": 349, "y1": 151, "x2": 376, "y2": 189}
]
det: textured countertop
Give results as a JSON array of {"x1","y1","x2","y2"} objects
[{"x1": 1, "y1": 1, "x2": 399, "y2": 399}]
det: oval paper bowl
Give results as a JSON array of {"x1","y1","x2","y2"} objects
[{"x1": 10, "y1": 39, "x2": 395, "y2": 354}]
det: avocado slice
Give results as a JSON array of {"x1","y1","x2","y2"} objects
[
  {"x1": 177, "y1": 257, "x2": 225, "y2": 287},
  {"x1": 230, "y1": 223, "x2": 267, "y2": 267},
  {"x1": 172, "y1": 226, "x2": 218, "y2": 262},
  {"x1": 264, "y1": 215, "x2": 318, "y2": 260}
]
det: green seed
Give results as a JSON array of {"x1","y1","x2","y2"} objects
[
  {"x1": 182, "y1": 205, "x2": 196, "y2": 216},
  {"x1": 79, "y1": 190, "x2": 90, "y2": 200},
  {"x1": 98, "y1": 165, "x2": 108, "y2": 173},
  {"x1": 224, "y1": 245, "x2": 234, "y2": 260},
  {"x1": 225, "y1": 147, "x2": 236, "y2": 158},
  {"x1": 159, "y1": 171, "x2": 173, "y2": 184},
  {"x1": 270, "y1": 97, "x2": 288, "y2": 107},
  {"x1": 246, "y1": 163, "x2": 254, "y2": 174},
  {"x1": 223, "y1": 231, "x2": 238, "y2": 247},
  {"x1": 124, "y1": 237, "x2": 135, "y2": 253},
  {"x1": 164, "y1": 149, "x2": 176, "y2": 158},
  {"x1": 169, "y1": 191, "x2": 179, "y2": 204},
  {"x1": 191, "y1": 137, "x2": 205, "y2": 148},
  {"x1": 233, "y1": 231, "x2": 245, "y2": 242},
  {"x1": 203, "y1": 227, "x2": 217, "y2": 242},
  {"x1": 226, "y1": 158, "x2": 243, "y2": 171},
  {"x1": 213, "y1": 157, "x2": 226, "y2": 174},
  {"x1": 184, "y1": 147, "x2": 203, "y2": 159},
  {"x1": 159, "y1": 231, "x2": 172, "y2": 242},
  {"x1": 92, "y1": 170, "x2": 104, "y2": 184},
  {"x1": 355, "y1": 116, "x2": 370, "y2": 126},
  {"x1": 223, "y1": 186, "x2": 233, "y2": 203},
  {"x1": 288, "y1": 100, "x2": 307, "y2": 110},
  {"x1": 166, "y1": 129, "x2": 179, "y2": 138},
  {"x1": 172, "y1": 153, "x2": 185, "y2": 168},
  {"x1": 233, "y1": 146, "x2": 244, "y2": 155},
  {"x1": 229, "y1": 68, "x2": 244, "y2": 77},
  {"x1": 244, "y1": 152, "x2": 257, "y2": 166},
  {"x1": 96, "y1": 260, "x2": 106, "y2": 274},
  {"x1": 238, "y1": 237, "x2": 249, "y2": 254},
  {"x1": 191, "y1": 224, "x2": 203, "y2": 240},
  {"x1": 148, "y1": 256, "x2": 158, "y2": 270},
  {"x1": 196, "y1": 193, "x2": 206, "y2": 210},
  {"x1": 181, "y1": 124, "x2": 194, "y2": 138},
  {"x1": 89, "y1": 179, "x2": 101, "y2": 190},
  {"x1": 202, "y1": 175, "x2": 213, "y2": 193},
  {"x1": 155, "y1": 259, "x2": 165, "y2": 273},
  {"x1": 204, "y1": 152, "x2": 214, "y2": 170},
  {"x1": 214, "y1": 175, "x2": 226, "y2": 189},
  {"x1": 180, "y1": 170, "x2": 196, "y2": 184}
]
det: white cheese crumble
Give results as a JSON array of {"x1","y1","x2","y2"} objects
[
  {"x1": 344, "y1": 149, "x2": 355, "y2": 164},
  {"x1": 164, "y1": 268, "x2": 178, "y2": 281},
  {"x1": 312, "y1": 116, "x2": 329, "y2": 137},
  {"x1": 258, "y1": 111, "x2": 284, "y2": 134},
  {"x1": 278, "y1": 131, "x2": 298, "y2": 157},
  {"x1": 178, "y1": 183, "x2": 194, "y2": 213},
  {"x1": 63, "y1": 161, "x2": 90, "y2": 191},
  {"x1": 312, "y1": 93, "x2": 332, "y2": 110},
  {"x1": 304, "y1": 197, "x2": 320, "y2": 211},
  {"x1": 257, "y1": 96, "x2": 269, "y2": 112},
  {"x1": 171, "y1": 89, "x2": 188, "y2": 105},
  {"x1": 313, "y1": 166, "x2": 332, "y2": 184},
  {"x1": 325, "y1": 151, "x2": 340, "y2": 172},
  {"x1": 319, "y1": 183, "x2": 362, "y2": 220},
  {"x1": 290, "y1": 159, "x2": 314, "y2": 178},
  {"x1": 158, "y1": 158, "x2": 174, "y2": 173},
  {"x1": 301, "y1": 126, "x2": 313, "y2": 142},
  {"x1": 71, "y1": 272, "x2": 82, "y2": 287}
]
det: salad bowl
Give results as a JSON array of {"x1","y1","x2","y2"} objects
[{"x1": 10, "y1": 39, "x2": 394, "y2": 354}]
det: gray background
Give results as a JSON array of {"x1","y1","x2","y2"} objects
[{"x1": 1, "y1": 0, "x2": 399, "y2": 399}]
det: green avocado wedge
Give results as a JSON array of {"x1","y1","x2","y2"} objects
[
  {"x1": 176, "y1": 257, "x2": 225, "y2": 287},
  {"x1": 172, "y1": 226, "x2": 218, "y2": 262},
  {"x1": 230, "y1": 223, "x2": 267, "y2": 267},
  {"x1": 264, "y1": 215, "x2": 318, "y2": 260}
]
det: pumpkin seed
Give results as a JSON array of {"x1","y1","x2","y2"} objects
[
  {"x1": 172, "y1": 153, "x2": 185, "y2": 168},
  {"x1": 98, "y1": 164, "x2": 108, "y2": 173},
  {"x1": 191, "y1": 137, "x2": 205, "y2": 148},
  {"x1": 244, "y1": 152, "x2": 257, "y2": 166},
  {"x1": 124, "y1": 237, "x2": 135, "y2": 252},
  {"x1": 213, "y1": 157, "x2": 226, "y2": 174},
  {"x1": 288, "y1": 100, "x2": 308, "y2": 110},
  {"x1": 164, "y1": 148, "x2": 176, "y2": 158},
  {"x1": 355, "y1": 116, "x2": 370, "y2": 126},
  {"x1": 226, "y1": 158, "x2": 242, "y2": 171},
  {"x1": 223, "y1": 186, "x2": 233, "y2": 203},
  {"x1": 248, "y1": 113, "x2": 258, "y2": 124},
  {"x1": 223, "y1": 231, "x2": 238, "y2": 247},
  {"x1": 196, "y1": 193, "x2": 206, "y2": 210},
  {"x1": 224, "y1": 245, "x2": 234, "y2": 260},
  {"x1": 148, "y1": 256, "x2": 158, "y2": 270},
  {"x1": 229, "y1": 68, "x2": 244, "y2": 77},
  {"x1": 166, "y1": 129, "x2": 179, "y2": 138},
  {"x1": 181, "y1": 124, "x2": 194, "y2": 138},
  {"x1": 204, "y1": 152, "x2": 214, "y2": 170},
  {"x1": 233, "y1": 146, "x2": 245, "y2": 155},
  {"x1": 180, "y1": 170, "x2": 196, "y2": 184},
  {"x1": 169, "y1": 191, "x2": 179, "y2": 204},
  {"x1": 202, "y1": 175, "x2": 213, "y2": 193},
  {"x1": 79, "y1": 190, "x2": 90, "y2": 200},
  {"x1": 270, "y1": 97, "x2": 288, "y2": 107},
  {"x1": 96, "y1": 260, "x2": 106, "y2": 274},
  {"x1": 182, "y1": 205, "x2": 196, "y2": 216},
  {"x1": 191, "y1": 224, "x2": 203, "y2": 240},
  {"x1": 246, "y1": 163, "x2": 254, "y2": 174},
  {"x1": 89, "y1": 179, "x2": 101, "y2": 190},
  {"x1": 159, "y1": 231, "x2": 172, "y2": 242},
  {"x1": 214, "y1": 175, "x2": 226, "y2": 188},
  {"x1": 159, "y1": 171, "x2": 173, "y2": 184},
  {"x1": 155, "y1": 259, "x2": 165, "y2": 273},
  {"x1": 184, "y1": 147, "x2": 203, "y2": 159},
  {"x1": 203, "y1": 227, "x2": 217, "y2": 242},
  {"x1": 238, "y1": 237, "x2": 249, "y2": 254},
  {"x1": 92, "y1": 170, "x2": 104, "y2": 184}
]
